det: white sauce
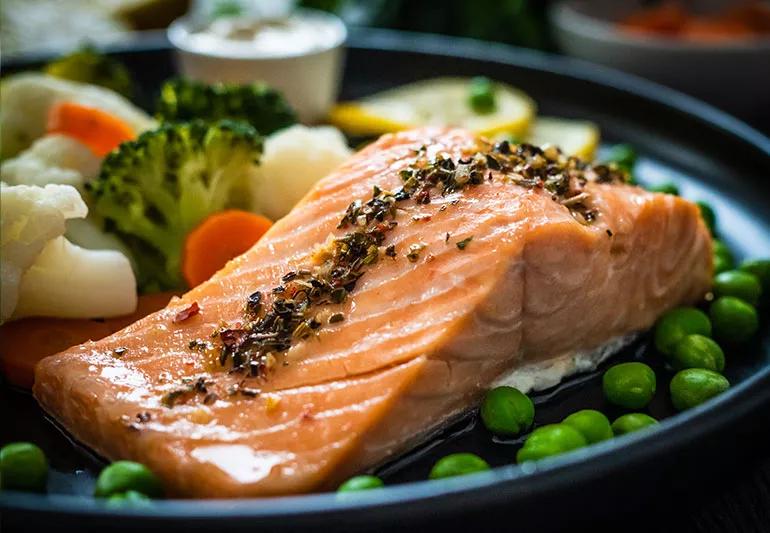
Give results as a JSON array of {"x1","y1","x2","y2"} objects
[
  {"x1": 493, "y1": 333, "x2": 640, "y2": 393},
  {"x1": 184, "y1": 12, "x2": 344, "y2": 58}
]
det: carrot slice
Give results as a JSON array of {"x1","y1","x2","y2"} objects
[
  {"x1": 183, "y1": 210, "x2": 273, "y2": 288},
  {"x1": 0, "y1": 292, "x2": 177, "y2": 389},
  {"x1": 46, "y1": 101, "x2": 135, "y2": 156}
]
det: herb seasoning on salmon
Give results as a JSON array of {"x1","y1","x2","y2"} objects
[{"x1": 210, "y1": 139, "x2": 630, "y2": 379}]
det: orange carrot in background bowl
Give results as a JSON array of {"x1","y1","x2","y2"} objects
[
  {"x1": 182, "y1": 210, "x2": 273, "y2": 288},
  {"x1": 47, "y1": 101, "x2": 136, "y2": 156}
]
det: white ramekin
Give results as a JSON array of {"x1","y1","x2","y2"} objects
[{"x1": 167, "y1": 9, "x2": 347, "y2": 123}]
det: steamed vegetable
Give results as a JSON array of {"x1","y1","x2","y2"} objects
[
  {"x1": 429, "y1": 453, "x2": 490, "y2": 479},
  {"x1": 670, "y1": 369, "x2": 730, "y2": 411},
  {"x1": 87, "y1": 120, "x2": 264, "y2": 291},
  {"x1": 47, "y1": 101, "x2": 136, "y2": 156},
  {"x1": 712, "y1": 239, "x2": 735, "y2": 274},
  {"x1": 467, "y1": 76, "x2": 497, "y2": 114},
  {"x1": 13, "y1": 236, "x2": 137, "y2": 320},
  {"x1": 337, "y1": 475, "x2": 385, "y2": 492},
  {"x1": 0, "y1": 73, "x2": 154, "y2": 159},
  {"x1": 0, "y1": 134, "x2": 101, "y2": 190},
  {"x1": 64, "y1": 217, "x2": 136, "y2": 267},
  {"x1": 43, "y1": 47, "x2": 134, "y2": 98},
  {"x1": 562, "y1": 410, "x2": 613, "y2": 444},
  {"x1": 1, "y1": 183, "x2": 85, "y2": 321},
  {"x1": 611, "y1": 413, "x2": 658, "y2": 435},
  {"x1": 155, "y1": 78, "x2": 296, "y2": 135},
  {"x1": 0, "y1": 442, "x2": 48, "y2": 492},
  {"x1": 709, "y1": 296, "x2": 759, "y2": 344},
  {"x1": 250, "y1": 125, "x2": 352, "y2": 220},
  {"x1": 94, "y1": 461, "x2": 163, "y2": 498},
  {"x1": 654, "y1": 307, "x2": 712, "y2": 356},
  {"x1": 671, "y1": 334, "x2": 725, "y2": 372},
  {"x1": 516, "y1": 424, "x2": 587, "y2": 462},
  {"x1": 0, "y1": 132, "x2": 135, "y2": 265},
  {"x1": 182, "y1": 210, "x2": 273, "y2": 288},
  {"x1": 713, "y1": 270, "x2": 763, "y2": 306},
  {"x1": 479, "y1": 386, "x2": 534, "y2": 436},
  {"x1": 0, "y1": 183, "x2": 137, "y2": 322},
  {"x1": 602, "y1": 362, "x2": 656, "y2": 409}
]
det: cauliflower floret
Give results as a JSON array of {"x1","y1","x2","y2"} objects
[
  {"x1": 0, "y1": 183, "x2": 136, "y2": 322},
  {"x1": 1, "y1": 133, "x2": 136, "y2": 266},
  {"x1": 65, "y1": 217, "x2": 136, "y2": 268},
  {"x1": 1, "y1": 134, "x2": 102, "y2": 191},
  {"x1": 14, "y1": 236, "x2": 137, "y2": 320},
  {"x1": 0, "y1": 184, "x2": 84, "y2": 320},
  {"x1": 0, "y1": 73, "x2": 156, "y2": 159},
  {"x1": 250, "y1": 125, "x2": 353, "y2": 220}
]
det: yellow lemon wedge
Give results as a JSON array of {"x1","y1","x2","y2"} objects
[
  {"x1": 329, "y1": 77, "x2": 536, "y2": 138},
  {"x1": 524, "y1": 117, "x2": 600, "y2": 160}
]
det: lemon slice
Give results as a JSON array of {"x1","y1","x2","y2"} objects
[
  {"x1": 524, "y1": 117, "x2": 600, "y2": 160},
  {"x1": 329, "y1": 77, "x2": 536, "y2": 138}
]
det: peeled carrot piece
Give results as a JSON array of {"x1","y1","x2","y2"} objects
[
  {"x1": 46, "y1": 101, "x2": 136, "y2": 156},
  {"x1": 182, "y1": 210, "x2": 273, "y2": 288},
  {"x1": 0, "y1": 292, "x2": 177, "y2": 389}
]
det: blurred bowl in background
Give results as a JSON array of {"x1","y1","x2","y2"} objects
[
  {"x1": 551, "y1": 0, "x2": 770, "y2": 119},
  {"x1": 168, "y1": 8, "x2": 346, "y2": 122}
]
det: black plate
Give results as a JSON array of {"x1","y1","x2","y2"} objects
[{"x1": 1, "y1": 28, "x2": 769, "y2": 532}]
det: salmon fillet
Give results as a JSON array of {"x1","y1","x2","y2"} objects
[{"x1": 33, "y1": 128, "x2": 712, "y2": 498}]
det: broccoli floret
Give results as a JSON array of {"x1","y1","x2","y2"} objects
[
  {"x1": 86, "y1": 119, "x2": 263, "y2": 291},
  {"x1": 43, "y1": 47, "x2": 134, "y2": 98},
  {"x1": 155, "y1": 78, "x2": 297, "y2": 135}
]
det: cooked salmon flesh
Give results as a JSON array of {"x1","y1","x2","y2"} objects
[{"x1": 34, "y1": 128, "x2": 712, "y2": 497}]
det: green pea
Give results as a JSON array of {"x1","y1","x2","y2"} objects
[
  {"x1": 672, "y1": 334, "x2": 725, "y2": 372},
  {"x1": 516, "y1": 424, "x2": 587, "y2": 463},
  {"x1": 429, "y1": 453, "x2": 490, "y2": 479},
  {"x1": 0, "y1": 442, "x2": 48, "y2": 492},
  {"x1": 670, "y1": 368, "x2": 730, "y2": 411},
  {"x1": 105, "y1": 490, "x2": 151, "y2": 507},
  {"x1": 94, "y1": 461, "x2": 163, "y2": 498},
  {"x1": 654, "y1": 307, "x2": 712, "y2": 356},
  {"x1": 709, "y1": 296, "x2": 759, "y2": 344},
  {"x1": 337, "y1": 475, "x2": 384, "y2": 492},
  {"x1": 611, "y1": 413, "x2": 658, "y2": 436},
  {"x1": 606, "y1": 144, "x2": 637, "y2": 171},
  {"x1": 648, "y1": 182, "x2": 679, "y2": 195},
  {"x1": 696, "y1": 201, "x2": 716, "y2": 234},
  {"x1": 480, "y1": 386, "x2": 534, "y2": 436},
  {"x1": 712, "y1": 240, "x2": 734, "y2": 274},
  {"x1": 739, "y1": 259, "x2": 770, "y2": 303},
  {"x1": 562, "y1": 409, "x2": 613, "y2": 444},
  {"x1": 713, "y1": 270, "x2": 762, "y2": 306},
  {"x1": 467, "y1": 77, "x2": 496, "y2": 114},
  {"x1": 602, "y1": 362, "x2": 657, "y2": 409}
]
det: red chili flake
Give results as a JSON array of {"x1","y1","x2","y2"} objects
[
  {"x1": 173, "y1": 302, "x2": 200, "y2": 323},
  {"x1": 220, "y1": 328, "x2": 248, "y2": 350}
]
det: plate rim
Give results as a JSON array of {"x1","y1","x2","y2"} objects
[{"x1": 1, "y1": 28, "x2": 769, "y2": 522}]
